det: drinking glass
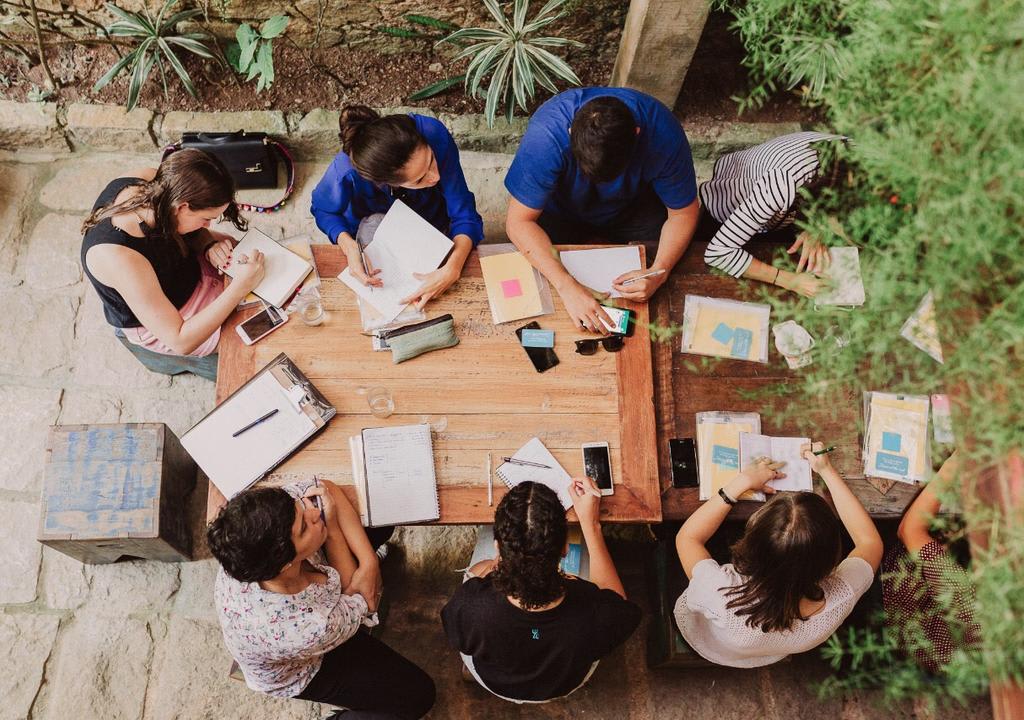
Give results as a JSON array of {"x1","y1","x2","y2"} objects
[
  {"x1": 366, "y1": 387, "x2": 394, "y2": 418},
  {"x1": 298, "y1": 293, "x2": 325, "y2": 326}
]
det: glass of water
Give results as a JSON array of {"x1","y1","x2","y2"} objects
[
  {"x1": 298, "y1": 293, "x2": 324, "y2": 327},
  {"x1": 366, "y1": 387, "x2": 394, "y2": 418}
]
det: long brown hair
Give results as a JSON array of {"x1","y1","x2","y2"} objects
[
  {"x1": 724, "y1": 492, "x2": 844, "y2": 632},
  {"x1": 338, "y1": 104, "x2": 425, "y2": 185},
  {"x1": 81, "y1": 148, "x2": 247, "y2": 256}
]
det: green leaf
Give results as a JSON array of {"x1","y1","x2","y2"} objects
[
  {"x1": 259, "y1": 15, "x2": 289, "y2": 39},
  {"x1": 165, "y1": 36, "x2": 216, "y2": 59},
  {"x1": 465, "y1": 40, "x2": 508, "y2": 97},
  {"x1": 523, "y1": 44, "x2": 581, "y2": 85},
  {"x1": 511, "y1": 42, "x2": 531, "y2": 109},
  {"x1": 376, "y1": 26, "x2": 429, "y2": 39},
  {"x1": 408, "y1": 74, "x2": 466, "y2": 101},
  {"x1": 225, "y1": 41, "x2": 241, "y2": 71},
  {"x1": 512, "y1": 0, "x2": 528, "y2": 32},
  {"x1": 104, "y1": 3, "x2": 150, "y2": 31},
  {"x1": 162, "y1": 8, "x2": 204, "y2": 30},
  {"x1": 483, "y1": 47, "x2": 515, "y2": 126},
  {"x1": 405, "y1": 14, "x2": 459, "y2": 31},
  {"x1": 256, "y1": 40, "x2": 274, "y2": 87},
  {"x1": 93, "y1": 46, "x2": 139, "y2": 92},
  {"x1": 126, "y1": 46, "x2": 155, "y2": 111},
  {"x1": 158, "y1": 37, "x2": 197, "y2": 97},
  {"x1": 237, "y1": 24, "x2": 258, "y2": 70},
  {"x1": 481, "y1": 0, "x2": 513, "y2": 35}
]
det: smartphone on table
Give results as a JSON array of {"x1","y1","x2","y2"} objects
[
  {"x1": 582, "y1": 441, "x2": 614, "y2": 496},
  {"x1": 670, "y1": 438, "x2": 699, "y2": 488},
  {"x1": 599, "y1": 306, "x2": 636, "y2": 336},
  {"x1": 236, "y1": 305, "x2": 288, "y2": 345},
  {"x1": 516, "y1": 321, "x2": 559, "y2": 373}
]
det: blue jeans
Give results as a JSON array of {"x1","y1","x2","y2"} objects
[{"x1": 114, "y1": 330, "x2": 218, "y2": 382}]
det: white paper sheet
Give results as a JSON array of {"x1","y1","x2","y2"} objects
[
  {"x1": 559, "y1": 246, "x2": 642, "y2": 299},
  {"x1": 739, "y1": 433, "x2": 813, "y2": 492},
  {"x1": 815, "y1": 246, "x2": 865, "y2": 307},
  {"x1": 495, "y1": 437, "x2": 573, "y2": 509},
  {"x1": 181, "y1": 372, "x2": 316, "y2": 499},
  {"x1": 338, "y1": 200, "x2": 454, "y2": 322},
  {"x1": 357, "y1": 424, "x2": 439, "y2": 526},
  {"x1": 225, "y1": 228, "x2": 312, "y2": 308}
]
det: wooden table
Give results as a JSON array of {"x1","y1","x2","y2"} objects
[
  {"x1": 651, "y1": 235, "x2": 919, "y2": 521},
  {"x1": 208, "y1": 244, "x2": 662, "y2": 524}
]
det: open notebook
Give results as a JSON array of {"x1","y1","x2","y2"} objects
[
  {"x1": 224, "y1": 228, "x2": 313, "y2": 308},
  {"x1": 180, "y1": 354, "x2": 334, "y2": 499},
  {"x1": 738, "y1": 433, "x2": 813, "y2": 492},
  {"x1": 494, "y1": 437, "x2": 572, "y2": 509},
  {"x1": 350, "y1": 424, "x2": 440, "y2": 526}
]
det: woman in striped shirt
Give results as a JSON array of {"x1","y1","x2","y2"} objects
[{"x1": 699, "y1": 132, "x2": 847, "y2": 297}]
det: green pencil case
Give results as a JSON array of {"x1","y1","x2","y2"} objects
[{"x1": 383, "y1": 314, "x2": 459, "y2": 364}]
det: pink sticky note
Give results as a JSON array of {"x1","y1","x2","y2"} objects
[{"x1": 501, "y1": 279, "x2": 523, "y2": 298}]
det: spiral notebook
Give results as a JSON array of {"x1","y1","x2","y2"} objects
[
  {"x1": 495, "y1": 437, "x2": 573, "y2": 509},
  {"x1": 349, "y1": 424, "x2": 440, "y2": 527}
]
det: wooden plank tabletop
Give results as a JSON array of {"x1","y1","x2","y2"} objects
[
  {"x1": 650, "y1": 233, "x2": 919, "y2": 521},
  {"x1": 208, "y1": 243, "x2": 662, "y2": 524}
]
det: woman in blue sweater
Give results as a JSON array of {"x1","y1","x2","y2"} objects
[{"x1": 311, "y1": 106, "x2": 484, "y2": 309}]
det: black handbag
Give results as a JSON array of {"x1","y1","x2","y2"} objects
[{"x1": 162, "y1": 130, "x2": 295, "y2": 213}]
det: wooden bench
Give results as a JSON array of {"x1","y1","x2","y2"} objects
[
  {"x1": 646, "y1": 538, "x2": 716, "y2": 668},
  {"x1": 38, "y1": 423, "x2": 196, "y2": 563}
]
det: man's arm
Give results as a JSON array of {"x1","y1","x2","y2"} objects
[
  {"x1": 613, "y1": 199, "x2": 700, "y2": 301},
  {"x1": 506, "y1": 197, "x2": 612, "y2": 332}
]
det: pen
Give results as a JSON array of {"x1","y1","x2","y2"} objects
[
  {"x1": 574, "y1": 479, "x2": 602, "y2": 499},
  {"x1": 357, "y1": 243, "x2": 373, "y2": 293},
  {"x1": 313, "y1": 475, "x2": 326, "y2": 524},
  {"x1": 621, "y1": 268, "x2": 667, "y2": 286},
  {"x1": 232, "y1": 408, "x2": 279, "y2": 437},
  {"x1": 501, "y1": 456, "x2": 552, "y2": 469},
  {"x1": 486, "y1": 453, "x2": 493, "y2": 506},
  {"x1": 812, "y1": 445, "x2": 836, "y2": 456}
]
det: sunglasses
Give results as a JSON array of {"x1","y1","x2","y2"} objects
[{"x1": 574, "y1": 335, "x2": 625, "y2": 355}]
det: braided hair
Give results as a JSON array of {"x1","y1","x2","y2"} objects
[{"x1": 491, "y1": 482, "x2": 568, "y2": 609}]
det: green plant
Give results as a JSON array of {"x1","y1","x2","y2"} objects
[
  {"x1": 440, "y1": 0, "x2": 584, "y2": 126},
  {"x1": 377, "y1": 13, "x2": 459, "y2": 42},
  {"x1": 26, "y1": 83, "x2": 53, "y2": 101},
  {"x1": 710, "y1": 0, "x2": 1024, "y2": 707},
  {"x1": 93, "y1": 0, "x2": 215, "y2": 111},
  {"x1": 226, "y1": 15, "x2": 288, "y2": 93}
]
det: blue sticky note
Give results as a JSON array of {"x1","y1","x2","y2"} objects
[
  {"x1": 711, "y1": 444, "x2": 739, "y2": 469},
  {"x1": 731, "y1": 328, "x2": 753, "y2": 359},
  {"x1": 882, "y1": 432, "x2": 902, "y2": 453},
  {"x1": 876, "y1": 452, "x2": 910, "y2": 476},
  {"x1": 521, "y1": 329, "x2": 555, "y2": 348},
  {"x1": 711, "y1": 322, "x2": 734, "y2": 345}
]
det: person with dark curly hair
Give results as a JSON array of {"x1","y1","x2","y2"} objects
[
  {"x1": 441, "y1": 478, "x2": 641, "y2": 703},
  {"x1": 207, "y1": 479, "x2": 434, "y2": 719}
]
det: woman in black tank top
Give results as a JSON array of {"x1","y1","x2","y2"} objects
[{"x1": 81, "y1": 149, "x2": 266, "y2": 360}]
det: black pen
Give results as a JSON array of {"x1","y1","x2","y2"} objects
[
  {"x1": 812, "y1": 445, "x2": 836, "y2": 456},
  {"x1": 232, "y1": 408, "x2": 279, "y2": 437},
  {"x1": 502, "y1": 456, "x2": 551, "y2": 469}
]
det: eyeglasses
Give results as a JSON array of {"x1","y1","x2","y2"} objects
[{"x1": 574, "y1": 335, "x2": 625, "y2": 355}]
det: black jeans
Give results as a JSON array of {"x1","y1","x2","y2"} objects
[
  {"x1": 295, "y1": 630, "x2": 436, "y2": 719},
  {"x1": 537, "y1": 185, "x2": 668, "y2": 245}
]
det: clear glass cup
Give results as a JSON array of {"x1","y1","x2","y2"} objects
[
  {"x1": 366, "y1": 386, "x2": 394, "y2": 418},
  {"x1": 298, "y1": 293, "x2": 324, "y2": 327}
]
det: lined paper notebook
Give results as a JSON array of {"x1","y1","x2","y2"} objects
[
  {"x1": 224, "y1": 228, "x2": 312, "y2": 308},
  {"x1": 495, "y1": 437, "x2": 572, "y2": 509},
  {"x1": 738, "y1": 433, "x2": 813, "y2": 492},
  {"x1": 350, "y1": 424, "x2": 440, "y2": 526}
]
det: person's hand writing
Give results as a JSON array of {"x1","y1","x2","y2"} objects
[
  {"x1": 731, "y1": 457, "x2": 786, "y2": 496},
  {"x1": 802, "y1": 442, "x2": 835, "y2": 474},
  {"x1": 787, "y1": 232, "x2": 831, "y2": 274},
  {"x1": 569, "y1": 476, "x2": 601, "y2": 526},
  {"x1": 558, "y1": 280, "x2": 612, "y2": 333},
  {"x1": 344, "y1": 559, "x2": 383, "y2": 611},
  {"x1": 205, "y1": 236, "x2": 234, "y2": 273},
  {"x1": 399, "y1": 264, "x2": 460, "y2": 309},
  {"x1": 343, "y1": 241, "x2": 382, "y2": 288},
  {"x1": 228, "y1": 249, "x2": 265, "y2": 292},
  {"x1": 611, "y1": 268, "x2": 667, "y2": 302},
  {"x1": 303, "y1": 483, "x2": 337, "y2": 530}
]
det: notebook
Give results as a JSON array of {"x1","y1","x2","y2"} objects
[
  {"x1": 863, "y1": 391, "x2": 930, "y2": 483},
  {"x1": 469, "y1": 525, "x2": 590, "y2": 579},
  {"x1": 224, "y1": 228, "x2": 313, "y2": 308},
  {"x1": 181, "y1": 354, "x2": 335, "y2": 499},
  {"x1": 681, "y1": 296, "x2": 771, "y2": 363},
  {"x1": 738, "y1": 433, "x2": 813, "y2": 492},
  {"x1": 815, "y1": 246, "x2": 865, "y2": 306},
  {"x1": 349, "y1": 423, "x2": 440, "y2": 526},
  {"x1": 480, "y1": 251, "x2": 545, "y2": 324},
  {"x1": 559, "y1": 246, "x2": 642, "y2": 299},
  {"x1": 338, "y1": 200, "x2": 454, "y2": 322},
  {"x1": 495, "y1": 437, "x2": 573, "y2": 509},
  {"x1": 696, "y1": 411, "x2": 762, "y2": 501}
]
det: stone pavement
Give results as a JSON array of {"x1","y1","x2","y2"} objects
[{"x1": 0, "y1": 145, "x2": 993, "y2": 720}]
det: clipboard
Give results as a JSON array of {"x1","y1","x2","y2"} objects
[{"x1": 181, "y1": 354, "x2": 335, "y2": 499}]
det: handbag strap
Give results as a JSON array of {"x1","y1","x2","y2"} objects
[{"x1": 160, "y1": 136, "x2": 296, "y2": 214}]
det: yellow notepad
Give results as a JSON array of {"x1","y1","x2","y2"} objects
[
  {"x1": 696, "y1": 411, "x2": 762, "y2": 501},
  {"x1": 480, "y1": 251, "x2": 544, "y2": 324}
]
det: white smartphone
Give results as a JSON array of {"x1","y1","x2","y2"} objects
[
  {"x1": 236, "y1": 305, "x2": 288, "y2": 345},
  {"x1": 582, "y1": 441, "x2": 614, "y2": 496}
]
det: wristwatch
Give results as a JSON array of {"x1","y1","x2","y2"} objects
[{"x1": 718, "y1": 487, "x2": 737, "y2": 506}]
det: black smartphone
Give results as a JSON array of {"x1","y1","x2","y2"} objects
[
  {"x1": 670, "y1": 438, "x2": 699, "y2": 488},
  {"x1": 515, "y1": 321, "x2": 559, "y2": 373}
]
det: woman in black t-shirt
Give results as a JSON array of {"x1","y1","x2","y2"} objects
[
  {"x1": 80, "y1": 149, "x2": 265, "y2": 374},
  {"x1": 441, "y1": 480, "x2": 641, "y2": 703}
]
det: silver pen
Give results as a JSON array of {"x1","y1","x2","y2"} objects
[
  {"x1": 621, "y1": 268, "x2": 667, "y2": 286},
  {"x1": 501, "y1": 456, "x2": 551, "y2": 469}
]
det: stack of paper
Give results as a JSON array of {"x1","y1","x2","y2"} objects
[
  {"x1": 696, "y1": 411, "x2": 762, "y2": 500},
  {"x1": 338, "y1": 201, "x2": 454, "y2": 322},
  {"x1": 682, "y1": 296, "x2": 771, "y2": 363},
  {"x1": 559, "y1": 246, "x2": 642, "y2": 299},
  {"x1": 863, "y1": 392, "x2": 930, "y2": 483},
  {"x1": 739, "y1": 433, "x2": 813, "y2": 492}
]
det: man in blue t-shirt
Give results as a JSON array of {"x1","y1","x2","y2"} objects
[{"x1": 505, "y1": 88, "x2": 699, "y2": 332}]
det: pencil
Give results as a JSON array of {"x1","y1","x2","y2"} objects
[
  {"x1": 812, "y1": 445, "x2": 836, "y2": 456},
  {"x1": 486, "y1": 453, "x2": 493, "y2": 506}
]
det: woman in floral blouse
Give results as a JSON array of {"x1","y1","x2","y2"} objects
[{"x1": 206, "y1": 479, "x2": 434, "y2": 719}]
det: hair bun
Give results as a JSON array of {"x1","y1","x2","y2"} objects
[{"x1": 338, "y1": 105, "x2": 381, "y2": 154}]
